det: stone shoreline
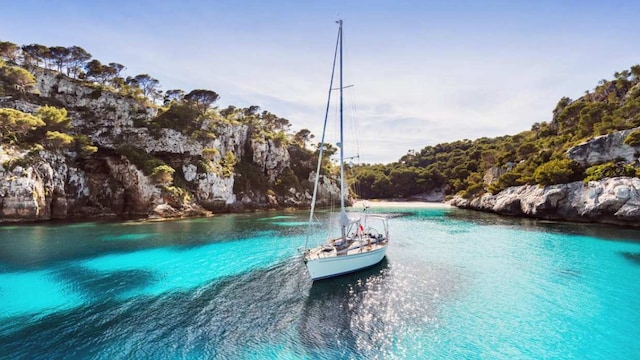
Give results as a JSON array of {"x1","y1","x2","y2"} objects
[{"x1": 449, "y1": 177, "x2": 640, "y2": 228}]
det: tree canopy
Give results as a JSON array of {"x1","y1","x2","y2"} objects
[{"x1": 184, "y1": 89, "x2": 219, "y2": 115}]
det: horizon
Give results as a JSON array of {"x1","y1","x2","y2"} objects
[{"x1": 2, "y1": 0, "x2": 640, "y2": 164}]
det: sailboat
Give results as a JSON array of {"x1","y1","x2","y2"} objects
[{"x1": 302, "y1": 20, "x2": 390, "y2": 281}]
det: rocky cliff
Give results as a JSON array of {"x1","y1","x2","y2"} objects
[
  {"x1": 0, "y1": 70, "x2": 340, "y2": 222},
  {"x1": 451, "y1": 128, "x2": 640, "y2": 227},
  {"x1": 450, "y1": 177, "x2": 640, "y2": 227}
]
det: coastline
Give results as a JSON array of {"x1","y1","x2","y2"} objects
[
  {"x1": 449, "y1": 177, "x2": 640, "y2": 229},
  {"x1": 352, "y1": 199, "x2": 452, "y2": 208}
]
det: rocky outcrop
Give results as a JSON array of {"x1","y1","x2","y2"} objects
[
  {"x1": 36, "y1": 71, "x2": 156, "y2": 131},
  {"x1": 567, "y1": 127, "x2": 640, "y2": 166},
  {"x1": 0, "y1": 70, "x2": 334, "y2": 222},
  {"x1": 308, "y1": 172, "x2": 341, "y2": 207},
  {"x1": 450, "y1": 177, "x2": 640, "y2": 227},
  {"x1": 0, "y1": 146, "x2": 190, "y2": 221},
  {"x1": 251, "y1": 139, "x2": 290, "y2": 182},
  {"x1": 189, "y1": 169, "x2": 235, "y2": 211},
  {"x1": 483, "y1": 163, "x2": 513, "y2": 185}
]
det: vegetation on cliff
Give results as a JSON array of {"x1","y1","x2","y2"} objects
[
  {"x1": 350, "y1": 65, "x2": 640, "y2": 199},
  {"x1": 0, "y1": 39, "x2": 330, "y2": 214}
]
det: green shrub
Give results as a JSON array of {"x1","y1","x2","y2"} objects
[
  {"x1": 80, "y1": 144, "x2": 98, "y2": 156},
  {"x1": 275, "y1": 167, "x2": 300, "y2": 193},
  {"x1": 153, "y1": 102, "x2": 199, "y2": 132},
  {"x1": 74, "y1": 134, "x2": 98, "y2": 157},
  {"x1": 584, "y1": 162, "x2": 637, "y2": 182},
  {"x1": 533, "y1": 159, "x2": 580, "y2": 186},
  {"x1": 487, "y1": 171, "x2": 520, "y2": 194},
  {"x1": 0, "y1": 65, "x2": 36, "y2": 92},
  {"x1": 151, "y1": 164, "x2": 175, "y2": 184},
  {"x1": 0, "y1": 108, "x2": 45, "y2": 143},
  {"x1": 162, "y1": 185, "x2": 192, "y2": 203},
  {"x1": 191, "y1": 130, "x2": 217, "y2": 141},
  {"x1": 270, "y1": 131, "x2": 289, "y2": 147},
  {"x1": 2, "y1": 156, "x2": 34, "y2": 171},
  {"x1": 117, "y1": 145, "x2": 165, "y2": 175},
  {"x1": 198, "y1": 160, "x2": 216, "y2": 174},
  {"x1": 202, "y1": 147, "x2": 219, "y2": 160},
  {"x1": 462, "y1": 182, "x2": 484, "y2": 198},
  {"x1": 45, "y1": 131, "x2": 74, "y2": 149},
  {"x1": 36, "y1": 105, "x2": 71, "y2": 130},
  {"x1": 624, "y1": 130, "x2": 640, "y2": 147},
  {"x1": 233, "y1": 159, "x2": 269, "y2": 194},
  {"x1": 221, "y1": 151, "x2": 237, "y2": 178},
  {"x1": 29, "y1": 143, "x2": 44, "y2": 154}
]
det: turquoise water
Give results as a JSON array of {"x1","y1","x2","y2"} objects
[{"x1": 1, "y1": 207, "x2": 639, "y2": 359}]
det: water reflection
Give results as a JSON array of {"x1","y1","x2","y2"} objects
[
  {"x1": 298, "y1": 259, "x2": 390, "y2": 358},
  {"x1": 297, "y1": 256, "x2": 461, "y2": 359}
]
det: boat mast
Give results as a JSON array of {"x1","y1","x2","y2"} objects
[
  {"x1": 304, "y1": 20, "x2": 341, "y2": 250},
  {"x1": 337, "y1": 19, "x2": 349, "y2": 239}
]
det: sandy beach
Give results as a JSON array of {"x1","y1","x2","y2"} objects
[{"x1": 352, "y1": 200, "x2": 453, "y2": 208}]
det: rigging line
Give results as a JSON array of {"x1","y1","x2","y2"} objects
[
  {"x1": 305, "y1": 22, "x2": 341, "y2": 250},
  {"x1": 348, "y1": 85, "x2": 361, "y2": 163},
  {"x1": 338, "y1": 28, "x2": 360, "y2": 165}
]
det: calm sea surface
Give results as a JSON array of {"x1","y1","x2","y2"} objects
[{"x1": 1, "y1": 205, "x2": 639, "y2": 359}]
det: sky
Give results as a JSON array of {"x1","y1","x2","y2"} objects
[{"x1": 2, "y1": 0, "x2": 640, "y2": 164}]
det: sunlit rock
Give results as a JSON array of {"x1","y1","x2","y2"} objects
[
  {"x1": 451, "y1": 177, "x2": 640, "y2": 226},
  {"x1": 567, "y1": 127, "x2": 640, "y2": 166}
]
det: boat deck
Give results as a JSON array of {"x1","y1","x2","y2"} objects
[{"x1": 305, "y1": 238, "x2": 388, "y2": 261}]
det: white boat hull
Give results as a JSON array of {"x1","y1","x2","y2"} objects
[{"x1": 305, "y1": 245, "x2": 387, "y2": 280}]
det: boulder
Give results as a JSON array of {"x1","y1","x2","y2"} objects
[{"x1": 567, "y1": 127, "x2": 640, "y2": 166}]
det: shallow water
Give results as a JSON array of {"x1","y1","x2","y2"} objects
[{"x1": 1, "y1": 207, "x2": 639, "y2": 359}]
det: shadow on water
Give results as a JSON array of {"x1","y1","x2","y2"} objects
[
  {"x1": 54, "y1": 266, "x2": 157, "y2": 301},
  {"x1": 0, "y1": 255, "x2": 395, "y2": 359},
  {"x1": 0, "y1": 258, "x2": 312, "y2": 359},
  {"x1": 620, "y1": 252, "x2": 640, "y2": 265},
  {"x1": 0, "y1": 213, "x2": 304, "y2": 271}
]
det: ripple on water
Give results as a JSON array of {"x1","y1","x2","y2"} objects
[{"x1": 1, "y1": 210, "x2": 640, "y2": 359}]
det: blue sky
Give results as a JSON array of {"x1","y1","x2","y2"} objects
[{"x1": 2, "y1": 0, "x2": 640, "y2": 163}]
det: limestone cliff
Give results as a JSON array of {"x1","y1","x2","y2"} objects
[
  {"x1": 450, "y1": 177, "x2": 640, "y2": 227},
  {"x1": 450, "y1": 126, "x2": 640, "y2": 227},
  {"x1": 0, "y1": 70, "x2": 339, "y2": 222}
]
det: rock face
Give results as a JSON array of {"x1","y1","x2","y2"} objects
[
  {"x1": 567, "y1": 127, "x2": 640, "y2": 166},
  {"x1": 251, "y1": 139, "x2": 290, "y2": 182},
  {"x1": 450, "y1": 177, "x2": 640, "y2": 227},
  {"x1": 452, "y1": 127, "x2": 640, "y2": 227},
  {"x1": 483, "y1": 163, "x2": 513, "y2": 185},
  {"x1": 0, "y1": 70, "x2": 336, "y2": 222},
  {"x1": 0, "y1": 147, "x2": 167, "y2": 221}
]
